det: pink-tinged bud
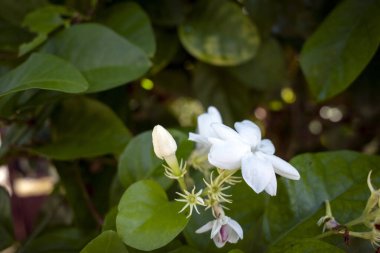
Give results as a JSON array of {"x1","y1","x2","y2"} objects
[{"x1": 152, "y1": 125, "x2": 177, "y2": 160}]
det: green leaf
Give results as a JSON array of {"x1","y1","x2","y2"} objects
[
  {"x1": 0, "y1": 53, "x2": 88, "y2": 97},
  {"x1": 262, "y1": 151, "x2": 380, "y2": 251},
  {"x1": 0, "y1": 187, "x2": 13, "y2": 250},
  {"x1": 41, "y1": 23, "x2": 151, "y2": 92},
  {"x1": 118, "y1": 129, "x2": 193, "y2": 189},
  {"x1": 179, "y1": 0, "x2": 260, "y2": 66},
  {"x1": 81, "y1": 231, "x2": 128, "y2": 253},
  {"x1": 19, "y1": 33, "x2": 47, "y2": 56},
  {"x1": 116, "y1": 180, "x2": 188, "y2": 251},
  {"x1": 19, "y1": 227, "x2": 94, "y2": 253},
  {"x1": 102, "y1": 207, "x2": 117, "y2": 232},
  {"x1": 168, "y1": 246, "x2": 200, "y2": 253},
  {"x1": 33, "y1": 97, "x2": 130, "y2": 160},
  {"x1": 300, "y1": 0, "x2": 380, "y2": 101},
  {"x1": 228, "y1": 38, "x2": 287, "y2": 91},
  {"x1": 101, "y1": 2, "x2": 156, "y2": 57},
  {"x1": 22, "y1": 5, "x2": 70, "y2": 34},
  {"x1": 269, "y1": 239, "x2": 344, "y2": 253}
]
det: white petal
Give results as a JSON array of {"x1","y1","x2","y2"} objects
[
  {"x1": 264, "y1": 170, "x2": 277, "y2": 196},
  {"x1": 197, "y1": 107, "x2": 222, "y2": 138},
  {"x1": 227, "y1": 218, "x2": 243, "y2": 239},
  {"x1": 208, "y1": 137, "x2": 224, "y2": 145},
  {"x1": 211, "y1": 123, "x2": 243, "y2": 142},
  {"x1": 227, "y1": 229, "x2": 240, "y2": 243},
  {"x1": 213, "y1": 235, "x2": 226, "y2": 248},
  {"x1": 208, "y1": 141, "x2": 249, "y2": 169},
  {"x1": 195, "y1": 221, "x2": 214, "y2": 234},
  {"x1": 264, "y1": 155, "x2": 300, "y2": 180},
  {"x1": 211, "y1": 220, "x2": 222, "y2": 239},
  {"x1": 241, "y1": 153, "x2": 273, "y2": 193},
  {"x1": 258, "y1": 139, "x2": 275, "y2": 155},
  {"x1": 189, "y1": 132, "x2": 208, "y2": 145},
  {"x1": 234, "y1": 120, "x2": 261, "y2": 147}
]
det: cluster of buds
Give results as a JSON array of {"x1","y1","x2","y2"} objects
[
  {"x1": 152, "y1": 106, "x2": 301, "y2": 248},
  {"x1": 317, "y1": 171, "x2": 380, "y2": 248}
]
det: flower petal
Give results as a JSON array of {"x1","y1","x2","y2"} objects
[
  {"x1": 264, "y1": 170, "x2": 277, "y2": 196},
  {"x1": 195, "y1": 221, "x2": 214, "y2": 234},
  {"x1": 258, "y1": 139, "x2": 275, "y2": 155},
  {"x1": 241, "y1": 153, "x2": 273, "y2": 193},
  {"x1": 227, "y1": 218, "x2": 243, "y2": 239},
  {"x1": 208, "y1": 141, "x2": 249, "y2": 169},
  {"x1": 234, "y1": 120, "x2": 261, "y2": 147},
  {"x1": 188, "y1": 132, "x2": 208, "y2": 145},
  {"x1": 211, "y1": 220, "x2": 222, "y2": 239},
  {"x1": 264, "y1": 154, "x2": 300, "y2": 180},
  {"x1": 211, "y1": 123, "x2": 243, "y2": 142},
  {"x1": 226, "y1": 228, "x2": 240, "y2": 243},
  {"x1": 213, "y1": 235, "x2": 226, "y2": 248},
  {"x1": 197, "y1": 107, "x2": 222, "y2": 138}
]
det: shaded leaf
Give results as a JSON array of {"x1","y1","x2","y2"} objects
[
  {"x1": 0, "y1": 53, "x2": 88, "y2": 97},
  {"x1": 0, "y1": 0, "x2": 47, "y2": 26},
  {"x1": 179, "y1": 0, "x2": 260, "y2": 66},
  {"x1": 269, "y1": 239, "x2": 344, "y2": 253},
  {"x1": 300, "y1": 0, "x2": 380, "y2": 101},
  {"x1": 101, "y1": 2, "x2": 156, "y2": 57},
  {"x1": 41, "y1": 23, "x2": 151, "y2": 92},
  {"x1": 33, "y1": 97, "x2": 130, "y2": 160},
  {"x1": 81, "y1": 230, "x2": 128, "y2": 253},
  {"x1": 116, "y1": 180, "x2": 188, "y2": 251}
]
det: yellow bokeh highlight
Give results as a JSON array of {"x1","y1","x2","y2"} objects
[
  {"x1": 281, "y1": 87, "x2": 296, "y2": 104},
  {"x1": 140, "y1": 78, "x2": 154, "y2": 90}
]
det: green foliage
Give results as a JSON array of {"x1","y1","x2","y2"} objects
[
  {"x1": 0, "y1": 0, "x2": 378, "y2": 252},
  {"x1": 300, "y1": 0, "x2": 380, "y2": 101},
  {"x1": 41, "y1": 23, "x2": 151, "y2": 92},
  {"x1": 33, "y1": 97, "x2": 130, "y2": 159},
  {"x1": 81, "y1": 231, "x2": 129, "y2": 253},
  {"x1": 179, "y1": 0, "x2": 260, "y2": 66},
  {"x1": 0, "y1": 53, "x2": 88, "y2": 96},
  {"x1": 0, "y1": 187, "x2": 13, "y2": 250},
  {"x1": 116, "y1": 180, "x2": 188, "y2": 251},
  {"x1": 101, "y1": 2, "x2": 156, "y2": 57}
]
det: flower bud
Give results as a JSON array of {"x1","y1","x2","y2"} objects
[{"x1": 152, "y1": 125, "x2": 177, "y2": 159}]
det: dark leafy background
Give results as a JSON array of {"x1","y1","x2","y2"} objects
[{"x1": 0, "y1": 0, "x2": 379, "y2": 252}]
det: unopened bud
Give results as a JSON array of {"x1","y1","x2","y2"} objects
[{"x1": 152, "y1": 125, "x2": 177, "y2": 159}]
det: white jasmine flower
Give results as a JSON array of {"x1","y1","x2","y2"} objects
[
  {"x1": 189, "y1": 106, "x2": 222, "y2": 149},
  {"x1": 207, "y1": 120, "x2": 300, "y2": 196},
  {"x1": 152, "y1": 125, "x2": 177, "y2": 159},
  {"x1": 175, "y1": 187, "x2": 205, "y2": 218},
  {"x1": 196, "y1": 215, "x2": 243, "y2": 248}
]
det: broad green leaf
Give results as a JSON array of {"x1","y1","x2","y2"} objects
[
  {"x1": 228, "y1": 38, "x2": 287, "y2": 91},
  {"x1": 81, "y1": 231, "x2": 128, "y2": 253},
  {"x1": 18, "y1": 227, "x2": 94, "y2": 253},
  {"x1": 269, "y1": 239, "x2": 344, "y2": 253},
  {"x1": 41, "y1": 23, "x2": 151, "y2": 92},
  {"x1": 0, "y1": 187, "x2": 13, "y2": 250},
  {"x1": 118, "y1": 129, "x2": 193, "y2": 189},
  {"x1": 101, "y1": 2, "x2": 156, "y2": 57},
  {"x1": 0, "y1": 18, "x2": 32, "y2": 52},
  {"x1": 192, "y1": 63, "x2": 251, "y2": 125},
  {"x1": 300, "y1": 0, "x2": 380, "y2": 101},
  {"x1": 102, "y1": 207, "x2": 117, "y2": 232},
  {"x1": 228, "y1": 250, "x2": 244, "y2": 253},
  {"x1": 261, "y1": 151, "x2": 380, "y2": 251},
  {"x1": 33, "y1": 97, "x2": 130, "y2": 160},
  {"x1": 116, "y1": 180, "x2": 188, "y2": 251},
  {"x1": 179, "y1": 0, "x2": 260, "y2": 66},
  {"x1": 0, "y1": 53, "x2": 88, "y2": 97}
]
